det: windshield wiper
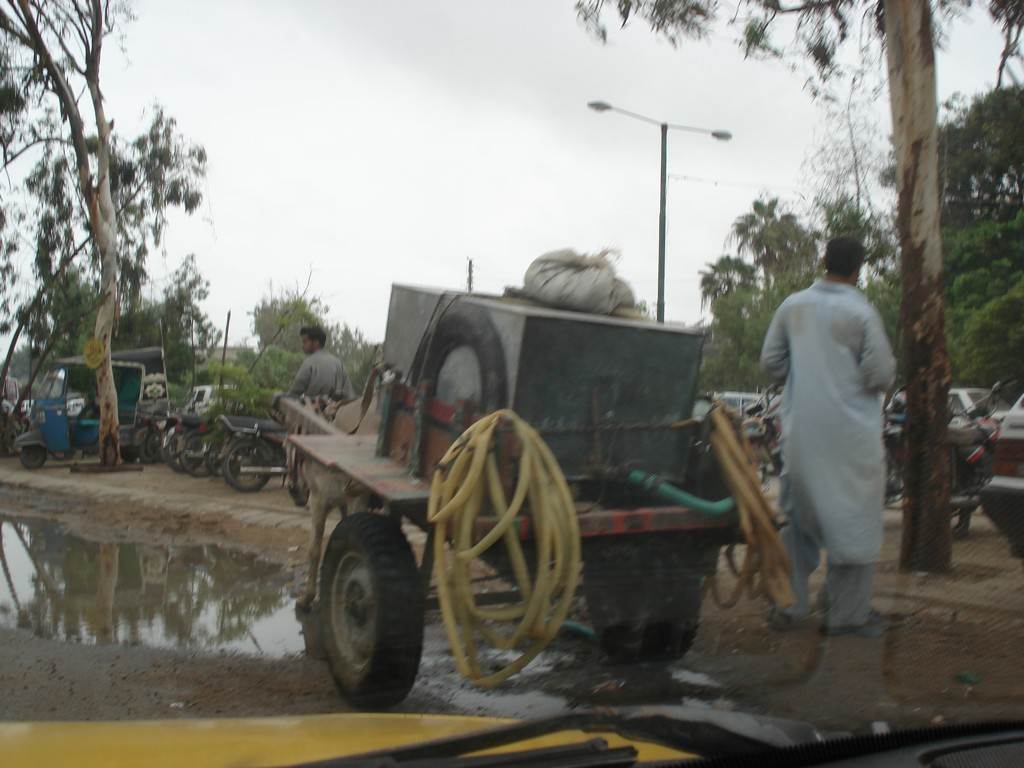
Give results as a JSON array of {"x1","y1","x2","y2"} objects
[{"x1": 280, "y1": 707, "x2": 826, "y2": 768}]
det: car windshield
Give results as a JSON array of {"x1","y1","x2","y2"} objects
[{"x1": 1, "y1": 2, "x2": 1022, "y2": 763}]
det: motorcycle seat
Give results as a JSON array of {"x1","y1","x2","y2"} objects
[
  {"x1": 180, "y1": 414, "x2": 203, "y2": 428},
  {"x1": 220, "y1": 415, "x2": 285, "y2": 434},
  {"x1": 947, "y1": 424, "x2": 984, "y2": 447}
]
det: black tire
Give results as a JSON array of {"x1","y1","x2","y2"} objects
[
  {"x1": 120, "y1": 445, "x2": 140, "y2": 463},
  {"x1": 600, "y1": 620, "x2": 699, "y2": 663},
  {"x1": 163, "y1": 433, "x2": 186, "y2": 473},
  {"x1": 583, "y1": 532, "x2": 717, "y2": 663},
  {"x1": 19, "y1": 445, "x2": 47, "y2": 470},
  {"x1": 180, "y1": 431, "x2": 210, "y2": 477},
  {"x1": 221, "y1": 438, "x2": 272, "y2": 492},
  {"x1": 205, "y1": 436, "x2": 226, "y2": 476},
  {"x1": 416, "y1": 300, "x2": 508, "y2": 413},
  {"x1": 319, "y1": 512, "x2": 424, "y2": 710},
  {"x1": 140, "y1": 428, "x2": 162, "y2": 464}
]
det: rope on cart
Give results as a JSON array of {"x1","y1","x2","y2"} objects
[
  {"x1": 704, "y1": 405, "x2": 796, "y2": 610},
  {"x1": 427, "y1": 409, "x2": 582, "y2": 689}
]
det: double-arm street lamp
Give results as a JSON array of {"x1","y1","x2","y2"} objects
[{"x1": 587, "y1": 100, "x2": 732, "y2": 323}]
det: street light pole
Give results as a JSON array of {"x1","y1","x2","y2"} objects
[
  {"x1": 657, "y1": 122, "x2": 668, "y2": 323},
  {"x1": 587, "y1": 101, "x2": 731, "y2": 324}
]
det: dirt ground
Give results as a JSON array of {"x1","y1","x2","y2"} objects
[{"x1": 1, "y1": 455, "x2": 1023, "y2": 732}]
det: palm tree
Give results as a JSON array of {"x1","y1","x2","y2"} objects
[
  {"x1": 728, "y1": 197, "x2": 817, "y2": 283},
  {"x1": 699, "y1": 255, "x2": 758, "y2": 310}
]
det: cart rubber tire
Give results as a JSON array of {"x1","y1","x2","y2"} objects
[
  {"x1": 319, "y1": 512, "x2": 424, "y2": 710},
  {"x1": 221, "y1": 438, "x2": 271, "y2": 492},
  {"x1": 181, "y1": 431, "x2": 210, "y2": 478},
  {"x1": 19, "y1": 445, "x2": 47, "y2": 470}
]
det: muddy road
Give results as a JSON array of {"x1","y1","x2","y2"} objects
[{"x1": 1, "y1": 460, "x2": 1023, "y2": 730}]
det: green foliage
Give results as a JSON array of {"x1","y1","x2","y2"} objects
[
  {"x1": 203, "y1": 363, "x2": 274, "y2": 421},
  {"x1": 728, "y1": 197, "x2": 818, "y2": 283},
  {"x1": 818, "y1": 196, "x2": 898, "y2": 271},
  {"x1": 940, "y1": 86, "x2": 1024, "y2": 229},
  {"x1": 699, "y1": 270, "x2": 816, "y2": 392},
  {"x1": 329, "y1": 323, "x2": 379, "y2": 394},
  {"x1": 1, "y1": 106, "x2": 207, "y2": 390},
  {"x1": 235, "y1": 346, "x2": 304, "y2": 391},
  {"x1": 250, "y1": 287, "x2": 325, "y2": 356},
  {"x1": 248, "y1": 286, "x2": 379, "y2": 394},
  {"x1": 945, "y1": 213, "x2": 1024, "y2": 379},
  {"x1": 959, "y1": 278, "x2": 1024, "y2": 386},
  {"x1": 114, "y1": 255, "x2": 221, "y2": 386},
  {"x1": 699, "y1": 256, "x2": 757, "y2": 310},
  {"x1": 862, "y1": 267, "x2": 902, "y2": 379}
]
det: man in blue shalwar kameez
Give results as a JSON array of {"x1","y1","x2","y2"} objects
[{"x1": 760, "y1": 237, "x2": 896, "y2": 637}]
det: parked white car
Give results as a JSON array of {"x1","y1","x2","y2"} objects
[
  {"x1": 184, "y1": 385, "x2": 216, "y2": 415},
  {"x1": 949, "y1": 386, "x2": 1016, "y2": 422}
]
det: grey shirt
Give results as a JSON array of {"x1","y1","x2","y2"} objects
[{"x1": 288, "y1": 349, "x2": 355, "y2": 400}]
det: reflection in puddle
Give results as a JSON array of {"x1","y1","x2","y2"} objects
[{"x1": 0, "y1": 514, "x2": 305, "y2": 657}]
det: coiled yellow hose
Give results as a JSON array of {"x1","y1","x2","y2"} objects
[{"x1": 427, "y1": 410, "x2": 581, "y2": 689}]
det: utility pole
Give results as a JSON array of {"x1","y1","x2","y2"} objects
[
  {"x1": 218, "y1": 310, "x2": 231, "y2": 389},
  {"x1": 467, "y1": 259, "x2": 474, "y2": 293},
  {"x1": 657, "y1": 122, "x2": 668, "y2": 323},
  {"x1": 586, "y1": 101, "x2": 731, "y2": 325}
]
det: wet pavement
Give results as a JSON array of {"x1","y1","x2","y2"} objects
[
  {"x1": 0, "y1": 514, "x2": 307, "y2": 657},
  {"x1": 1, "y1": 476, "x2": 1022, "y2": 729}
]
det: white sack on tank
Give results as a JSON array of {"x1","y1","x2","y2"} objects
[{"x1": 522, "y1": 249, "x2": 636, "y2": 314}]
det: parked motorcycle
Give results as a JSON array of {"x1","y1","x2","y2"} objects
[
  {"x1": 217, "y1": 414, "x2": 288, "y2": 492},
  {"x1": 884, "y1": 381, "x2": 1008, "y2": 538},
  {"x1": 743, "y1": 386, "x2": 783, "y2": 484},
  {"x1": 160, "y1": 413, "x2": 204, "y2": 473}
]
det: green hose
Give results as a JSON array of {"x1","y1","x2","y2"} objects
[
  {"x1": 626, "y1": 469, "x2": 735, "y2": 517},
  {"x1": 561, "y1": 619, "x2": 597, "y2": 641}
]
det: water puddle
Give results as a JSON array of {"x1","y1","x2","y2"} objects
[{"x1": 0, "y1": 514, "x2": 306, "y2": 657}]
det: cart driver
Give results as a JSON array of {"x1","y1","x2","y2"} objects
[{"x1": 285, "y1": 325, "x2": 355, "y2": 403}]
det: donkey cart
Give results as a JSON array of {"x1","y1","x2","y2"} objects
[{"x1": 286, "y1": 285, "x2": 777, "y2": 709}]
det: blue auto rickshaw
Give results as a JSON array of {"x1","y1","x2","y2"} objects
[{"x1": 14, "y1": 347, "x2": 168, "y2": 469}]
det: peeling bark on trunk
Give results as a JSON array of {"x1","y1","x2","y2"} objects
[
  {"x1": 87, "y1": 18, "x2": 121, "y2": 467},
  {"x1": 884, "y1": 0, "x2": 952, "y2": 573},
  {"x1": 91, "y1": 177, "x2": 120, "y2": 466}
]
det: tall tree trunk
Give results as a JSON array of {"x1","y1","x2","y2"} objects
[
  {"x1": 884, "y1": 0, "x2": 952, "y2": 572},
  {"x1": 92, "y1": 199, "x2": 120, "y2": 466},
  {"x1": 88, "y1": 60, "x2": 121, "y2": 466}
]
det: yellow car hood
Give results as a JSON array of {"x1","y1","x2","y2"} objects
[{"x1": 0, "y1": 712, "x2": 696, "y2": 767}]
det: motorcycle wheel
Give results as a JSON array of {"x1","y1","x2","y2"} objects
[
  {"x1": 164, "y1": 433, "x2": 186, "y2": 473},
  {"x1": 205, "y1": 439, "x2": 225, "y2": 476},
  {"x1": 140, "y1": 428, "x2": 162, "y2": 464},
  {"x1": 222, "y1": 438, "x2": 273, "y2": 492},
  {"x1": 180, "y1": 431, "x2": 210, "y2": 477}
]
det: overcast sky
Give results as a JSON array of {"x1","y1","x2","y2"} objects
[{"x1": 98, "y1": 0, "x2": 1009, "y2": 344}]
